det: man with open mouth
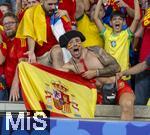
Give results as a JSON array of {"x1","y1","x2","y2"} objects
[{"x1": 59, "y1": 30, "x2": 135, "y2": 121}]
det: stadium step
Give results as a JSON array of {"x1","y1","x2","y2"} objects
[
  {"x1": 95, "y1": 105, "x2": 150, "y2": 121},
  {"x1": 0, "y1": 102, "x2": 149, "y2": 121}
]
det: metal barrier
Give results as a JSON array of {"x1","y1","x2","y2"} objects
[
  {"x1": 0, "y1": 102, "x2": 149, "y2": 120},
  {"x1": 0, "y1": 102, "x2": 149, "y2": 134}
]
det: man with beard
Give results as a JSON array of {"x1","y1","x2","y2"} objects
[
  {"x1": 16, "y1": 0, "x2": 72, "y2": 68},
  {"x1": 59, "y1": 30, "x2": 135, "y2": 120},
  {"x1": 0, "y1": 12, "x2": 27, "y2": 100}
]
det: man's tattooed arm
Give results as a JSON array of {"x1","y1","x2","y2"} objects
[{"x1": 96, "y1": 48, "x2": 121, "y2": 77}]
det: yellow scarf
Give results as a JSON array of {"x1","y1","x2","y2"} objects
[{"x1": 16, "y1": 4, "x2": 46, "y2": 46}]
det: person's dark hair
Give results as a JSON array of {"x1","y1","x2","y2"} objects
[
  {"x1": 148, "y1": 1, "x2": 150, "y2": 8},
  {"x1": 2, "y1": 12, "x2": 19, "y2": 23},
  {"x1": 59, "y1": 30, "x2": 86, "y2": 48},
  {"x1": 110, "y1": 11, "x2": 125, "y2": 20},
  {"x1": 0, "y1": 3, "x2": 12, "y2": 12}
]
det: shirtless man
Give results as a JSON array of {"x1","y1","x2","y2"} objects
[{"x1": 59, "y1": 30, "x2": 135, "y2": 120}]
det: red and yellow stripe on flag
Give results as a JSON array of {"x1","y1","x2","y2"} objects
[{"x1": 18, "y1": 62, "x2": 97, "y2": 118}]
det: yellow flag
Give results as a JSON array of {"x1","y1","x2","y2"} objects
[
  {"x1": 19, "y1": 62, "x2": 97, "y2": 118},
  {"x1": 16, "y1": 4, "x2": 47, "y2": 46}
]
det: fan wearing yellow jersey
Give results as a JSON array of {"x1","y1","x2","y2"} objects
[
  {"x1": 94, "y1": 0, "x2": 140, "y2": 120},
  {"x1": 76, "y1": 0, "x2": 105, "y2": 48},
  {"x1": 94, "y1": 0, "x2": 140, "y2": 80}
]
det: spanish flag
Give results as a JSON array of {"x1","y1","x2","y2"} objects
[
  {"x1": 103, "y1": 0, "x2": 120, "y2": 11},
  {"x1": 16, "y1": 4, "x2": 72, "y2": 46},
  {"x1": 16, "y1": 4, "x2": 47, "y2": 46},
  {"x1": 18, "y1": 62, "x2": 97, "y2": 118}
]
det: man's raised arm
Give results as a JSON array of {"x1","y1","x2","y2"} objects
[
  {"x1": 129, "y1": 0, "x2": 140, "y2": 33},
  {"x1": 94, "y1": 0, "x2": 105, "y2": 32}
]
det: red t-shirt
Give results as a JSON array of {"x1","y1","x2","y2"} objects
[
  {"x1": 17, "y1": 9, "x2": 25, "y2": 22},
  {"x1": 124, "y1": 0, "x2": 142, "y2": 26},
  {"x1": 0, "y1": 38, "x2": 27, "y2": 88},
  {"x1": 0, "y1": 10, "x2": 3, "y2": 25},
  {"x1": 139, "y1": 27, "x2": 150, "y2": 63},
  {"x1": 0, "y1": 32, "x2": 8, "y2": 76},
  {"x1": 124, "y1": 0, "x2": 134, "y2": 8},
  {"x1": 34, "y1": 16, "x2": 58, "y2": 57},
  {"x1": 58, "y1": 0, "x2": 76, "y2": 26},
  {"x1": 124, "y1": 0, "x2": 134, "y2": 26}
]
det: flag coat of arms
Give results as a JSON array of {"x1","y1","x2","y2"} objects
[{"x1": 18, "y1": 62, "x2": 97, "y2": 118}]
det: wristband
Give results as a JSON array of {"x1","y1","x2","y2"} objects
[{"x1": 96, "y1": 69, "x2": 100, "y2": 77}]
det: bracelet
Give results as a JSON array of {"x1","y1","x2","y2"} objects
[{"x1": 96, "y1": 69, "x2": 100, "y2": 77}]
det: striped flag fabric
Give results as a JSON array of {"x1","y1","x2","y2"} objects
[{"x1": 18, "y1": 62, "x2": 97, "y2": 118}]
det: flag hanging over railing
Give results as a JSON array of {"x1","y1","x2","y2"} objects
[{"x1": 18, "y1": 62, "x2": 97, "y2": 118}]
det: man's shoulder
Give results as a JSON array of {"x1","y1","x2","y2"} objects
[
  {"x1": 77, "y1": 14, "x2": 90, "y2": 23},
  {"x1": 87, "y1": 46, "x2": 103, "y2": 54},
  {"x1": 86, "y1": 47, "x2": 106, "y2": 61},
  {"x1": 101, "y1": 25, "x2": 113, "y2": 36},
  {"x1": 119, "y1": 28, "x2": 133, "y2": 39}
]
